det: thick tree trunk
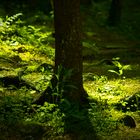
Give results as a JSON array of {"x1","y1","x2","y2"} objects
[
  {"x1": 33, "y1": 0, "x2": 88, "y2": 106},
  {"x1": 32, "y1": 1, "x2": 96, "y2": 138},
  {"x1": 53, "y1": 0, "x2": 88, "y2": 104},
  {"x1": 108, "y1": 0, "x2": 122, "y2": 26}
]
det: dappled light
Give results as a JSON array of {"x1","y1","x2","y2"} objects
[{"x1": 0, "y1": 0, "x2": 140, "y2": 139}]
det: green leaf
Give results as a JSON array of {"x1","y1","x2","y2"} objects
[
  {"x1": 82, "y1": 42, "x2": 92, "y2": 48},
  {"x1": 112, "y1": 57, "x2": 120, "y2": 61},
  {"x1": 122, "y1": 65, "x2": 131, "y2": 70},
  {"x1": 108, "y1": 70, "x2": 120, "y2": 76},
  {"x1": 119, "y1": 69, "x2": 123, "y2": 75}
]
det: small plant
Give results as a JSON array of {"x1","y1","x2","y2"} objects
[
  {"x1": 0, "y1": 95, "x2": 24, "y2": 125},
  {"x1": 5, "y1": 13, "x2": 23, "y2": 26},
  {"x1": 82, "y1": 41, "x2": 99, "y2": 58},
  {"x1": 47, "y1": 65, "x2": 77, "y2": 104},
  {"x1": 31, "y1": 102, "x2": 65, "y2": 137},
  {"x1": 108, "y1": 57, "x2": 131, "y2": 78},
  {"x1": 0, "y1": 87, "x2": 34, "y2": 126},
  {"x1": 0, "y1": 13, "x2": 53, "y2": 47}
]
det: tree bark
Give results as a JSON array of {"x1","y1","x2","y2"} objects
[
  {"x1": 32, "y1": 1, "x2": 97, "y2": 138},
  {"x1": 53, "y1": 0, "x2": 88, "y2": 104},
  {"x1": 33, "y1": 0, "x2": 88, "y2": 106}
]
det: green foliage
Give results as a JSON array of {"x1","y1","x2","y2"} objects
[
  {"x1": 0, "y1": 13, "x2": 23, "y2": 45},
  {"x1": 85, "y1": 74, "x2": 124, "y2": 97},
  {"x1": 31, "y1": 102, "x2": 64, "y2": 137},
  {"x1": 0, "y1": 96, "x2": 24, "y2": 125},
  {"x1": 0, "y1": 13, "x2": 53, "y2": 47},
  {"x1": 89, "y1": 105, "x2": 118, "y2": 134},
  {"x1": 82, "y1": 41, "x2": 99, "y2": 58},
  {"x1": 116, "y1": 93, "x2": 140, "y2": 112},
  {"x1": 0, "y1": 1, "x2": 139, "y2": 139},
  {"x1": 47, "y1": 65, "x2": 77, "y2": 104},
  {"x1": 84, "y1": 73, "x2": 108, "y2": 83},
  {"x1": 0, "y1": 89, "x2": 33, "y2": 125},
  {"x1": 86, "y1": 1, "x2": 110, "y2": 26},
  {"x1": 108, "y1": 57, "x2": 131, "y2": 77},
  {"x1": 37, "y1": 46, "x2": 55, "y2": 59},
  {"x1": 60, "y1": 102, "x2": 92, "y2": 135}
]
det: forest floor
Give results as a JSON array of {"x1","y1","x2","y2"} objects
[
  {"x1": 0, "y1": 10, "x2": 140, "y2": 140},
  {"x1": 83, "y1": 22, "x2": 140, "y2": 139},
  {"x1": 0, "y1": 27, "x2": 140, "y2": 140}
]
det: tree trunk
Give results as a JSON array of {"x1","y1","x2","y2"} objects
[
  {"x1": 53, "y1": 0, "x2": 88, "y2": 104},
  {"x1": 33, "y1": 0, "x2": 88, "y2": 106},
  {"x1": 108, "y1": 0, "x2": 122, "y2": 26}
]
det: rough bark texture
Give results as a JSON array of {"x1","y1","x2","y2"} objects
[
  {"x1": 53, "y1": 0, "x2": 88, "y2": 104},
  {"x1": 108, "y1": 0, "x2": 122, "y2": 26},
  {"x1": 33, "y1": 0, "x2": 88, "y2": 106}
]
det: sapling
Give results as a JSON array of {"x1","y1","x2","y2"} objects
[{"x1": 108, "y1": 57, "x2": 131, "y2": 78}]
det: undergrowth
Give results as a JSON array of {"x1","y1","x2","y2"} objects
[{"x1": 0, "y1": 10, "x2": 140, "y2": 140}]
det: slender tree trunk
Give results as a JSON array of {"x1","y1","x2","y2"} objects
[{"x1": 108, "y1": 0, "x2": 122, "y2": 26}]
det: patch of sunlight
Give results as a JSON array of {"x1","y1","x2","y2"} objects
[
  {"x1": 19, "y1": 52, "x2": 34, "y2": 61},
  {"x1": 84, "y1": 77, "x2": 140, "y2": 105},
  {"x1": 23, "y1": 73, "x2": 51, "y2": 91},
  {"x1": 0, "y1": 45, "x2": 16, "y2": 57},
  {"x1": 0, "y1": 70, "x2": 16, "y2": 77},
  {"x1": 12, "y1": 45, "x2": 34, "y2": 51},
  {"x1": 32, "y1": 54, "x2": 52, "y2": 63},
  {"x1": 25, "y1": 65, "x2": 38, "y2": 72},
  {"x1": 85, "y1": 31, "x2": 95, "y2": 37},
  {"x1": 122, "y1": 78, "x2": 140, "y2": 94},
  {"x1": 23, "y1": 72, "x2": 51, "y2": 83},
  {"x1": 23, "y1": 73, "x2": 45, "y2": 81}
]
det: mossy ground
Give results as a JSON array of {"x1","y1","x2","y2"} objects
[{"x1": 0, "y1": 1, "x2": 140, "y2": 139}]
